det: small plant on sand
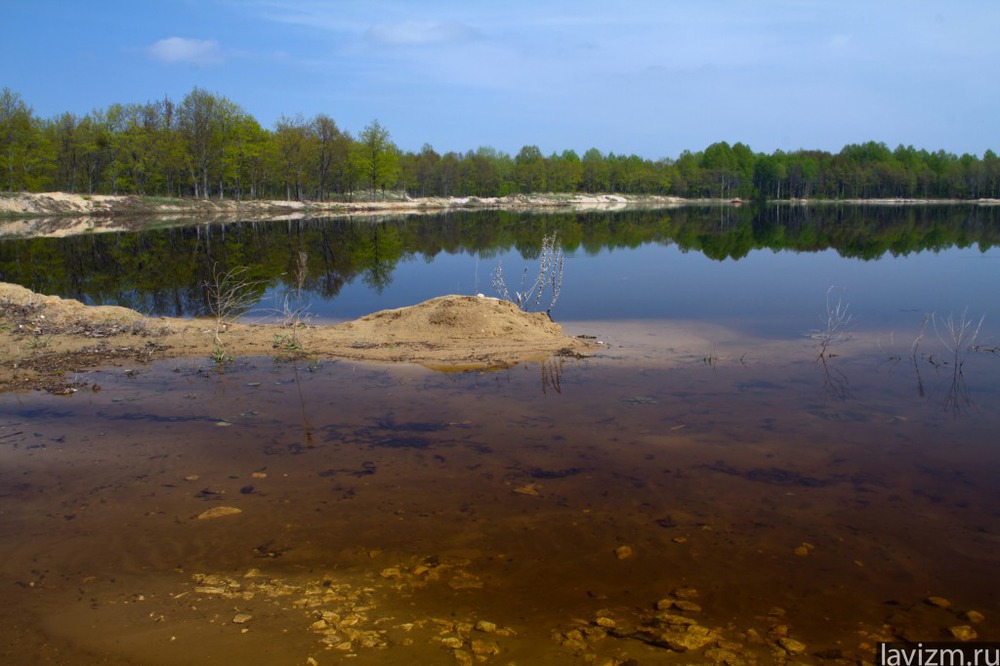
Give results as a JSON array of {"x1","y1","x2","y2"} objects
[
  {"x1": 205, "y1": 264, "x2": 265, "y2": 328},
  {"x1": 254, "y1": 250, "x2": 312, "y2": 351},
  {"x1": 492, "y1": 232, "x2": 565, "y2": 317},
  {"x1": 260, "y1": 251, "x2": 311, "y2": 328},
  {"x1": 811, "y1": 286, "x2": 855, "y2": 359},
  {"x1": 30, "y1": 334, "x2": 51, "y2": 349},
  {"x1": 211, "y1": 341, "x2": 233, "y2": 366},
  {"x1": 273, "y1": 333, "x2": 304, "y2": 353},
  {"x1": 204, "y1": 263, "x2": 265, "y2": 360},
  {"x1": 275, "y1": 250, "x2": 311, "y2": 349}
]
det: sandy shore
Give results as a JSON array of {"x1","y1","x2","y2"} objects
[
  {"x1": 0, "y1": 191, "x2": 687, "y2": 215},
  {"x1": 3, "y1": 191, "x2": 995, "y2": 221},
  {"x1": 0, "y1": 282, "x2": 599, "y2": 393}
]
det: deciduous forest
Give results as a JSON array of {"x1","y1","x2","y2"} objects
[{"x1": 2, "y1": 86, "x2": 998, "y2": 202}]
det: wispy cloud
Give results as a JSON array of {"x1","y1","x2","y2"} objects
[
  {"x1": 148, "y1": 37, "x2": 224, "y2": 65},
  {"x1": 366, "y1": 20, "x2": 477, "y2": 46}
]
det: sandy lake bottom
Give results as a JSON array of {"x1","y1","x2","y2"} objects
[{"x1": 1, "y1": 322, "x2": 998, "y2": 665}]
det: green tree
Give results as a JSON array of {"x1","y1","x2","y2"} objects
[
  {"x1": 753, "y1": 152, "x2": 787, "y2": 199},
  {"x1": 547, "y1": 149, "x2": 582, "y2": 192},
  {"x1": 103, "y1": 102, "x2": 152, "y2": 194},
  {"x1": 145, "y1": 97, "x2": 187, "y2": 197},
  {"x1": 439, "y1": 152, "x2": 463, "y2": 196},
  {"x1": 406, "y1": 143, "x2": 440, "y2": 196},
  {"x1": 983, "y1": 149, "x2": 1000, "y2": 198},
  {"x1": 357, "y1": 119, "x2": 399, "y2": 201},
  {"x1": 226, "y1": 113, "x2": 268, "y2": 200},
  {"x1": 273, "y1": 114, "x2": 312, "y2": 201},
  {"x1": 581, "y1": 148, "x2": 608, "y2": 193},
  {"x1": 326, "y1": 129, "x2": 358, "y2": 199},
  {"x1": 0, "y1": 88, "x2": 38, "y2": 191},
  {"x1": 177, "y1": 88, "x2": 217, "y2": 198},
  {"x1": 463, "y1": 146, "x2": 505, "y2": 197},
  {"x1": 702, "y1": 141, "x2": 739, "y2": 198},
  {"x1": 177, "y1": 88, "x2": 245, "y2": 199},
  {"x1": 514, "y1": 144, "x2": 546, "y2": 193},
  {"x1": 73, "y1": 113, "x2": 109, "y2": 195},
  {"x1": 45, "y1": 112, "x2": 82, "y2": 192},
  {"x1": 673, "y1": 151, "x2": 703, "y2": 197},
  {"x1": 311, "y1": 113, "x2": 347, "y2": 201}
]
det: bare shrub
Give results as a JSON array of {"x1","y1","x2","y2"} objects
[
  {"x1": 933, "y1": 308, "x2": 984, "y2": 369},
  {"x1": 811, "y1": 286, "x2": 855, "y2": 359},
  {"x1": 204, "y1": 264, "x2": 266, "y2": 356},
  {"x1": 492, "y1": 232, "x2": 565, "y2": 316}
]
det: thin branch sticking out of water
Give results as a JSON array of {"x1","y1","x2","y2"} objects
[
  {"x1": 933, "y1": 309, "x2": 984, "y2": 369},
  {"x1": 492, "y1": 232, "x2": 565, "y2": 316},
  {"x1": 812, "y1": 286, "x2": 855, "y2": 359}
]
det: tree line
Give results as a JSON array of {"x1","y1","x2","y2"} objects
[{"x1": 3, "y1": 86, "x2": 998, "y2": 202}]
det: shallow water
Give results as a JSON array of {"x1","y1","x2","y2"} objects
[{"x1": 2, "y1": 322, "x2": 998, "y2": 664}]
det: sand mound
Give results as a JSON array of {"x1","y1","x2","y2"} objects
[
  {"x1": 319, "y1": 295, "x2": 590, "y2": 369},
  {"x1": 0, "y1": 284, "x2": 597, "y2": 391},
  {"x1": 341, "y1": 295, "x2": 564, "y2": 343}
]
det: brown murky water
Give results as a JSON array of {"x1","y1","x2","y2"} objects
[{"x1": 2, "y1": 325, "x2": 998, "y2": 664}]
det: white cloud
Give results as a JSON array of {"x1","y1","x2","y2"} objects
[{"x1": 149, "y1": 37, "x2": 224, "y2": 65}]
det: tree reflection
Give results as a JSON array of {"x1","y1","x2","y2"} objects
[
  {"x1": 3, "y1": 205, "x2": 999, "y2": 317},
  {"x1": 540, "y1": 357, "x2": 563, "y2": 396},
  {"x1": 816, "y1": 356, "x2": 853, "y2": 402},
  {"x1": 942, "y1": 364, "x2": 974, "y2": 418},
  {"x1": 361, "y1": 225, "x2": 402, "y2": 293},
  {"x1": 905, "y1": 310, "x2": 995, "y2": 418}
]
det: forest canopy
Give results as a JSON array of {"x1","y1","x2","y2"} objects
[{"x1": 2, "y1": 86, "x2": 998, "y2": 202}]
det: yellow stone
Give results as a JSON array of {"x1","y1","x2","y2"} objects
[
  {"x1": 962, "y1": 610, "x2": 986, "y2": 624},
  {"x1": 949, "y1": 625, "x2": 977, "y2": 641},
  {"x1": 196, "y1": 506, "x2": 242, "y2": 520}
]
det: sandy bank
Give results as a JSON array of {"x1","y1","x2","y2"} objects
[{"x1": 0, "y1": 282, "x2": 599, "y2": 393}]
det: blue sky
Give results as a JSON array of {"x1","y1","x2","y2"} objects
[{"x1": 3, "y1": 1, "x2": 997, "y2": 158}]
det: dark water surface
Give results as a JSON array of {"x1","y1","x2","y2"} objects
[{"x1": 1, "y1": 205, "x2": 999, "y2": 663}]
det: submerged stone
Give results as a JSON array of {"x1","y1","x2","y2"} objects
[
  {"x1": 962, "y1": 610, "x2": 986, "y2": 624},
  {"x1": 196, "y1": 506, "x2": 242, "y2": 520},
  {"x1": 949, "y1": 625, "x2": 977, "y2": 641},
  {"x1": 777, "y1": 636, "x2": 807, "y2": 655},
  {"x1": 661, "y1": 624, "x2": 716, "y2": 652}
]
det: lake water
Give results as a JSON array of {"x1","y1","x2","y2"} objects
[{"x1": 1, "y1": 205, "x2": 999, "y2": 664}]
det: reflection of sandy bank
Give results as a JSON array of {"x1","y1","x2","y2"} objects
[
  {"x1": 1, "y1": 192, "x2": 698, "y2": 238},
  {"x1": 0, "y1": 217, "x2": 131, "y2": 237},
  {"x1": 563, "y1": 318, "x2": 950, "y2": 370},
  {"x1": 563, "y1": 318, "x2": 820, "y2": 368}
]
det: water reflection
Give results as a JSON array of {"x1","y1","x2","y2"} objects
[
  {"x1": 816, "y1": 356, "x2": 854, "y2": 401},
  {"x1": 2, "y1": 205, "x2": 999, "y2": 327},
  {"x1": 540, "y1": 356, "x2": 564, "y2": 395}
]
